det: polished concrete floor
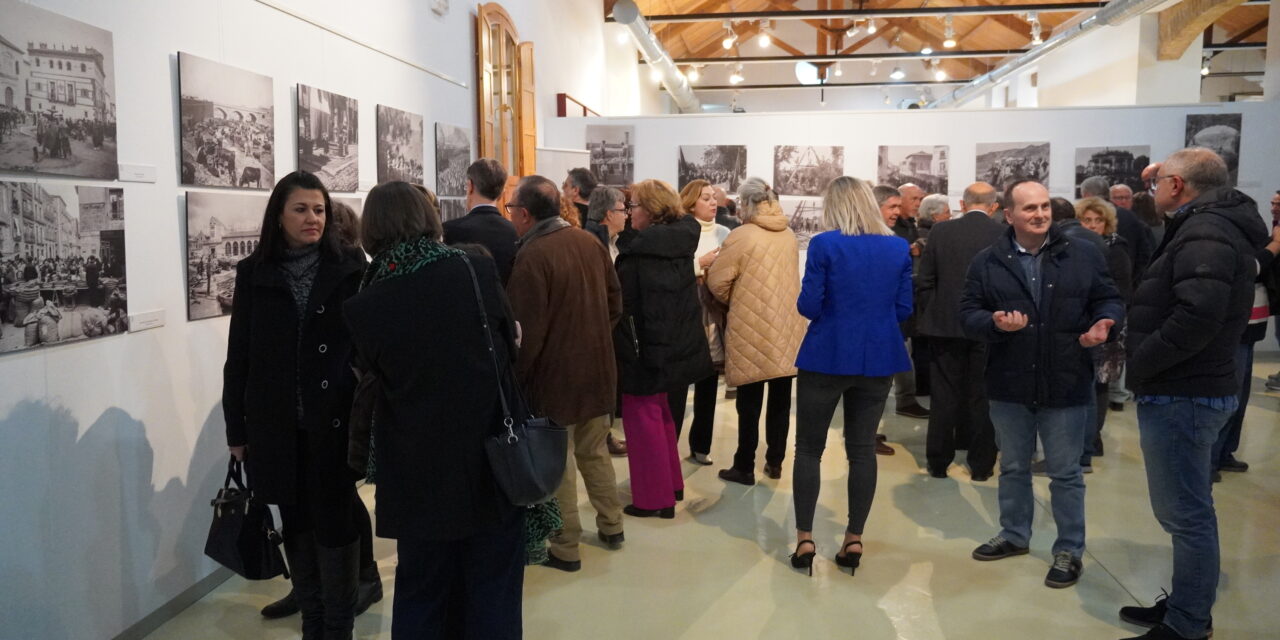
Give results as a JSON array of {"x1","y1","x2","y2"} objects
[{"x1": 147, "y1": 356, "x2": 1279, "y2": 640}]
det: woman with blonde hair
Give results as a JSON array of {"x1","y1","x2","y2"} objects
[
  {"x1": 615, "y1": 179, "x2": 713, "y2": 517},
  {"x1": 707, "y1": 177, "x2": 805, "y2": 485},
  {"x1": 669, "y1": 178, "x2": 731, "y2": 465},
  {"x1": 788, "y1": 176, "x2": 913, "y2": 576}
]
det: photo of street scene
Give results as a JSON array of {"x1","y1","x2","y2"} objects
[
  {"x1": 179, "y1": 52, "x2": 274, "y2": 189},
  {"x1": 185, "y1": 191, "x2": 266, "y2": 321},
  {"x1": 298, "y1": 84, "x2": 358, "y2": 192}
]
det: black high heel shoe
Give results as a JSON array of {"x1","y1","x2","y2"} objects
[
  {"x1": 790, "y1": 540, "x2": 817, "y2": 577},
  {"x1": 835, "y1": 540, "x2": 863, "y2": 575}
]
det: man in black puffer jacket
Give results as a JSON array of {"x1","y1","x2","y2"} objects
[{"x1": 1118, "y1": 148, "x2": 1269, "y2": 640}]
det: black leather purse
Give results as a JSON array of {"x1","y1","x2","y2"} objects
[
  {"x1": 460, "y1": 255, "x2": 567, "y2": 506},
  {"x1": 204, "y1": 457, "x2": 289, "y2": 580}
]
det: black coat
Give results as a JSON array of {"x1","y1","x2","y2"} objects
[
  {"x1": 1115, "y1": 205, "x2": 1155, "y2": 280},
  {"x1": 344, "y1": 254, "x2": 519, "y2": 541},
  {"x1": 1126, "y1": 188, "x2": 1269, "y2": 397},
  {"x1": 442, "y1": 204, "x2": 519, "y2": 285},
  {"x1": 715, "y1": 206, "x2": 741, "y2": 230},
  {"x1": 615, "y1": 215, "x2": 713, "y2": 395},
  {"x1": 960, "y1": 226, "x2": 1125, "y2": 408},
  {"x1": 917, "y1": 210, "x2": 1004, "y2": 339},
  {"x1": 223, "y1": 246, "x2": 367, "y2": 505}
]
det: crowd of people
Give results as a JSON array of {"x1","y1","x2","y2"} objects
[
  {"x1": 184, "y1": 118, "x2": 273, "y2": 186},
  {"x1": 222, "y1": 146, "x2": 1279, "y2": 640}
]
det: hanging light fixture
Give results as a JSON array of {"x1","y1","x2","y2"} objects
[
  {"x1": 834, "y1": 62, "x2": 843, "y2": 77},
  {"x1": 757, "y1": 20, "x2": 772, "y2": 48},
  {"x1": 1200, "y1": 55, "x2": 1212, "y2": 76},
  {"x1": 729, "y1": 63, "x2": 745, "y2": 85},
  {"x1": 722, "y1": 21, "x2": 738, "y2": 50},
  {"x1": 943, "y1": 16, "x2": 957, "y2": 49},
  {"x1": 932, "y1": 59, "x2": 947, "y2": 82},
  {"x1": 890, "y1": 65, "x2": 906, "y2": 80},
  {"x1": 867, "y1": 20, "x2": 878, "y2": 35},
  {"x1": 1029, "y1": 12, "x2": 1043, "y2": 45}
]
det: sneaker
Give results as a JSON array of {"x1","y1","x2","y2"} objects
[
  {"x1": 1219, "y1": 456, "x2": 1248, "y2": 472},
  {"x1": 1120, "y1": 592, "x2": 1213, "y2": 636},
  {"x1": 1044, "y1": 551, "x2": 1082, "y2": 588},
  {"x1": 972, "y1": 535, "x2": 1029, "y2": 561},
  {"x1": 895, "y1": 403, "x2": 930, "y2": 419},
  {"x1": 1120, "y1": 623, "x2": 1208, "y2": 640},
  {"x1": 686, "y1": 452, "x2": 713, "y2": 466}
]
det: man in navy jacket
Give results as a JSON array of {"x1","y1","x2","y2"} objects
[
  {"x1": 960, "y1": 180, "x2": 1123, "y2": 590},
  {"x1": 443, "y1": 158, "x2": 519, "y2": 284}
]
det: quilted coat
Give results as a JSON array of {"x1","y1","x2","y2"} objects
[{"x1": 705, "y1": 203, "x2": 806, "y2": 387}]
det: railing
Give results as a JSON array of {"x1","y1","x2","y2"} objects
[{"x1": 556, "y1": 93, "x2": 601, "y2": 117}]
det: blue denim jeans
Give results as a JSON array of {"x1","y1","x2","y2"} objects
[
  {"x1": 989, "y1": 401, "x2": 1088, "y2": 557},
  {"x1": 1138, "y1": 399, "x2": 1233, "y2": 640}
]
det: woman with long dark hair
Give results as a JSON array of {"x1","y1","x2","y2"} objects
[{"x1": 223, "y1": 171, "x2": 368, "y2": 639}]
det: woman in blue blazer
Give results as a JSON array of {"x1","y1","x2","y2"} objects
[{"x1": 789, "y1": 176, "x2": 913, "y2": 576}]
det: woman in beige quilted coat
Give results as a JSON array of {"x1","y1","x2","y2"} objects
[{"x1": 706, "y1": 177, "x2": 806, "y2": 486}]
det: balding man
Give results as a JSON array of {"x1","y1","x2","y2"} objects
[
  {"x1": 506, "y1": 175, "x2": 625, "y2": 571},
  {"x1": 917, "y1": 183, "x2": 1004, "y2": 480},
  {"x1": 961, "y1": 179, "x2": 1122, "y2": 590},
  {"x1": 1119, "y1": 148, "x2": 1268, "y2": 640}
]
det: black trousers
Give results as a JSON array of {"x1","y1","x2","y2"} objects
[
  {"x1": 731, "y1": 376, "x2": 794, "y2": 472},
  {"x1": 279, "y1": 431, "x2": 358, "y2": 548},
  {"x1": 391, "y1": 511, "x2": 525, "y2": 640},
  {"x1": 926, "y1": 338, "x2": 997, "y2": 475},
  {"x1": 668, "y1": 372, "x2": 719, "y2": 455}
]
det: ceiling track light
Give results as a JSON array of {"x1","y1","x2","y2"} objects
[
  {"x1": 867, "y1": 20, "x2": 878, "y2": 35},
  {"x1": 722, "y1": 20, "x2": 738, "y2": 50},
  {"x1": 833, "y1": 61, "x2": 843, "y2": 77},
  {"x1": 1200, "y1": 55, "x2": 1212, "y2": 76},
  {"x1": 943, "y1": 15, "x2": 957, "y2": 48},
  {"x1": 1029, "y1": 12, "x2": 1043, "y2": 45},
  {"x1": 889, "y1": 65, "x2": 906, "y2": 80},
  {"x1": 921, "y1": 44, "x2": 933, "y2": 55},
  {"x1": 757, "y1": 21, "x2": 772, "y2": 49},
  {"x1": 687, "y1": 65, "x2": 701, "y2": 83},
  {"x1": 870, "y1": 59, "x2": 879, "y2": 76},
  {"x1": 729, "y1": 63, "x2": 745, "y2": 85}
]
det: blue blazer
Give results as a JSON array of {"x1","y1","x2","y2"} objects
[{"x1": 795, "y1": 230, "x2": 913, "y2": 377}]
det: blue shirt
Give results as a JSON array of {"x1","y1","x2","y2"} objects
[{"x1": 1012, "y1": 236, "x2": 1048, "y2": 307}]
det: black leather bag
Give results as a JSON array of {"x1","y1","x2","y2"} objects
[
  {"x1": 460, "y1": 255, "x2": 567, "y2": 507},
  {"x1": 204, "y1": 457, "x2": 289, "y2": 580}
]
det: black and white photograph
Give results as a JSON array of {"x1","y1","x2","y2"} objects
[
  {"x1": 1185, "y1": 113, "x2": 1242, "y2": 186},
  {"x1": 678, "y1": 145, "x2": 746, "y2": 192},
  {"x1": 439, "y1": 197, "x2": 466, "y2": 222},
  {"x1": 878, "y1": 145, "x2": 949, "y2": 195},
  {"x1": 1074, "y1": 145, "x2": 1150, "y2": 197},
  {"x1": 0, "y1": 1, "x2": 119, "y2": 180},
  {"x1": 297, "y1": 84, "x2": 358, "y2": 192},
  {"x1": 585, "y1": 125, "x2": 634, "y2": 187},
  {"x1": 178, "y1": 52, "x2": 275, "y2": 189},
  {"x1": 975, "y1": 141, "x2": 1050, "y2": 192},
  {"x1": 781, "y1": 197, "x2": 823, "y2": 251},
  {"x1": 434, "y1": 123, "x2": 470, "y2": 197},
  {"x1": 185, "y1": 191, "x2": 267, "y2": 321},
  {"x1": 0, "y1": 180, "x2": 128, "y2": 354},
  {"x1": 773, "y1": 146, "x2": 843, "y2": 197},
  {"x1": 376, "y1": 104, "x2": 423, "y2": 184},
  {"x1": 332, "y1": 195, "x2": 363, "y2": 218}
]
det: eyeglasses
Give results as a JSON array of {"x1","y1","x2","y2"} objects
[
  {"x1": 1148, "y1": 175, "x2": 1179, "y2": 195},
  {"x1": 625, "y1": 202, "x2": 639, "y2": 209},
  {"x1": 504, "y1": 202, "x2": 524, "y2": 210}
]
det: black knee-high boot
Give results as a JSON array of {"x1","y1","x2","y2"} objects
[
  {"x1": 317, "y1": 538, "x2": 359, "y2": 640},
  {"x1": 284, "y1": 531, "x2": 324, "y2": 639}
]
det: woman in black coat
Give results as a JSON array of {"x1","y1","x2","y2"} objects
[
  {"x1": 343, "y1": 181, "x2": 523, "y2": 640},
  {"x1": 615, "y1": 179, "x2": 713, "y2": 518},
  {"x1": 223, "y1": 171, "x2": 367, "y2": 640}
]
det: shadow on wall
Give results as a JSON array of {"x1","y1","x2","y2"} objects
[{"x1": 0, "y1": 400, "x2": 228, "y2": 640}]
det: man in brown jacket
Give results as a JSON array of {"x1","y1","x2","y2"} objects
[{"x1": 506, "y1": 175, "x2": 625, "y2": 572}]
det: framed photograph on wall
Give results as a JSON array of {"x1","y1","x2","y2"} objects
[
  {"x1": 297, "y1": 84, "x2": 358, "y2": 192},
  {"x1": 376, "y1": 105, "x2": 424, "y2": 184},
  {"x1": 780, "y1": 197, "x2": 823, "y2": 251},
  {"x1": 439, "y1": 197, "x2": 466, "y2": 222},
  {"x1": 585, "y1": 125, "x2": 634, "y2": 187},
  {"x1": 178, "y1": 53, "x2": 275, "y2": 189},
  {"x1": 0, "y1": 181, "x2": 128, "y2": 354},
  {"x1": 975, "y1": 142, "x2": 1050, "y2": 192},
  {"x1": 773, "y1": 146, "x2": 843, "y2": 197},
  {"x1": 678, "y1": 145, "x2": 746, "y2": 192},
  {"x1": 877, "y1": 146, "x2": 949, "y2": 195},
  {"x1": 434, "y1": 123, "x2": 471, "y2": 197},
  {"x1": 1074, "y1": 146, "x2": 1150, "y2": 198},
  {"x1": 185, "y1": 191, "x2": 268, "y2": 321},
  {"x1": 1185, "y1": 113, "x2": 1242, "y2": 187},
  {"x1": 0, "y1": 1, "x2": 119, "y2": 180}
]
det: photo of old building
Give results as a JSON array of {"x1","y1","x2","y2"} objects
[
  {"x1": 297, "y1": 84, "x2": 358, "y2": 192},
  {"x1": 878, "y1": 145, "x2": 949, "y2": 195},
  {"x1": 1074, "y1": 146, "x2": 1150, "y2": 196},
  {"x1": 184, "y1": 191, "x2": 266, "y2": 321}
]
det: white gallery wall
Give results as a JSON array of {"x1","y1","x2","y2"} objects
[{"x1": 0, "y1": 1, "x2": 655, "y2": 639}]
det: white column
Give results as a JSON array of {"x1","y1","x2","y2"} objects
[{"x1": 1264, "y1": 0, "x2": 1280, "y2": 100}]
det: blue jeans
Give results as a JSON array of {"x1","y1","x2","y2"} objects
[
  {"x1": 1211, "y1": 342, "x2": 1253, "y2": 469},
  {"x1": 989, "y1": 401, "x2": 1088, "y2": 557},
  {"x1": 1137, "y1": 399, "x2": 1232, "y2": 640}
]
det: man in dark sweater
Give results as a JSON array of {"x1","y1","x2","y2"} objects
[
  {"x1": 562, "y1": 167, "x2": 596, "y2": 226},
  {"x1": 442, "y1": 159, "x2": 519, "y2": 284},
  {"x1": 1119, "y1": 148, "x2": 1270, "y2": 640}
]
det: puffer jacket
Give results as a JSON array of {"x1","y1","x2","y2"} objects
[
  {"x1": 615, "y1": 215, "x2": 714, "y2": 395},
  {"x1": 706, "y1": 203, "x2": 806, "y2": 387},
  {"x1": 1126, "y1": 187, "x2": 1269, "y2": 397}
]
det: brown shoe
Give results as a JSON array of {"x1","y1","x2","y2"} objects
[
  {"x1": 607, "y1": 434, "x2": 628, "y2": 456},
  {"x1": 875, "y1": 441, "x2": 895, "y2": 456},
  {"x1": 763, "y1": 463, "x2": 782, "y2": 480}
]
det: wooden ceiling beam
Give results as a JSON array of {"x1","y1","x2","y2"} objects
[
  {"x1": 1224, "y1": 17, "x2": 1269, "y2": 44},
  {"x1": 1158, "y1": 0, "x2": 1250, "y2": 60}
]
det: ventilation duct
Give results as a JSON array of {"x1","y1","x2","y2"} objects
[{"x1": 613, "y1": 0, "x2": 701, "y2": 113}]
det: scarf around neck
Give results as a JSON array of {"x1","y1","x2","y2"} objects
[
  {"x1": 518, "y1": 215, "x2": 571, "y2": 248},
  {"x1": 361, "y1": 234, "x2": 463, "y2": 290}
]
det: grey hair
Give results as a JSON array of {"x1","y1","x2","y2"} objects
[
  {"x1": 1164, "y1": 147, "x2": 1229, "y2": 194},
  {"x1": 918, "y1": 194, "x2": 950, "y2": 221},
  {"x1": 872, "y1": 184, "x2": 901, "y2": 206},
  {"x1": 587, "y1": 185, "x2": 624, "y2": 223},
  {"x1": 736, "y1": 176, "x2": 776, "y2": 223},
  {"x1": 1079, "y1": 176, "x2": 1111, "y2": 199}
]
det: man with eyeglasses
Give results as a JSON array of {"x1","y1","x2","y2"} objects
[{"x1": 1119, "y1": 148, "x2": 1270, "y2": 640}]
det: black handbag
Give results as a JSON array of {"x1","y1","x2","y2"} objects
[
  {"x1": 460, "y1": 254, "x2": 568, "y2": 507},
  {"x1": 204, "y1": 457, "x2": 289, "y2": 580}
]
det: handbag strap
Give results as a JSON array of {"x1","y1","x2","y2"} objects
[
  {"x1": 459, "y1": 254, "x2": 516, "y2": 442},
  {"x1": 224, "y1": 457, "x2": 247, "y2": 492}
]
